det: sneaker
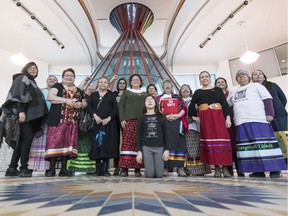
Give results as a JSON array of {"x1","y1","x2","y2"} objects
[
  {"x1": 18, "y1": 169, "x2": 33, "y2": 177},
  {"x1": 5, "y1": 168, "x2": 20, "y2": 177},
  {"x1": 270, "y1": 171, "x2": 281, "y2": 178},
  {"x1": 249, "y1": 172, "x2": 265, "y2": 178}
]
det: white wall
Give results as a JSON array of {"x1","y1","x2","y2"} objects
[
  {"x1": 0, "y1": 50, "x2": 94, "y2": 106},
  {"x1": 0, "y1": 49, "x2": 49, "y2": 106},
  {"x1": 173, "y1": 64, "x2": 217, "y2": 74}
]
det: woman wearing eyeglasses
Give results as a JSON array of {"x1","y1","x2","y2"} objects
[
  {"x1": 118, "y1": 74, "x2": 148, "y2": 177},
  {"x1": 45, "y1": 68, "x2": 86, "y2": 177},
  {"x1": 1, "y1": 62, "x2": 46, "y2": 177}
]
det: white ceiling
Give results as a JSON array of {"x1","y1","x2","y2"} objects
[{"x1": 0, "y1": 0, "x2": 286, "y2": 71}]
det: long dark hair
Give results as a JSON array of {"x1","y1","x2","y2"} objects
[
  {"x1": 116, "y1": 78, "x2": 127, "y2": 91},
  {"x1": 129, "y1": 74, "x2": 143, "y2": 88},
  {"x1": 143, "y1": 95, "x2": 160, "y2": 114},
  {"x1": 252, "y1": 69, "x2": 273, "y2": 89},
  {"x1": 22, "y1": 62, "x2": 38, "y2": 79},
  {"x1": 215, "y1": 77, "x2": 228, "y2": 91}
]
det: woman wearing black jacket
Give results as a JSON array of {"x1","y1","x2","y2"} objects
[{"x1": 1, "y1": 62, "x2": 46, "y2": 177}]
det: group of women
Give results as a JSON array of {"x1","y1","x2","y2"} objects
[{"x1": 0, "y1": 61, "x2": 286, "y2": 178}]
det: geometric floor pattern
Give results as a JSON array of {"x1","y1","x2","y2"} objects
[{"x1": 0, "y1": 171, "x2": 287, "y2": 216}]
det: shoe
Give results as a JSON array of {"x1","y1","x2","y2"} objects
[
  {"x1": 214, "y1": 166, "x2": 222, "y2": 178},
  {"x1": 45, "y1": 169, "x2": 56, "y2": 177},
  {"x1": 59, "y1": 169, "x2": 74, "y2": 177},
  {"x1": 120, "y1": 168, "x2": 128, "y2": 177},
  {"x1": 113, "y1": 168, "x2": 120, "y2": 176},
  {"x1": 18, "y1": 169, "x2": 33, "y2": 177},
  {"x1": 270, "y1": 171, "x2": 281, "y2": 178},
  {"x1": 222, "y1": 166, "x2": 232, "y2": 178},
  {"x1": 177, "y1": 167, "x2": 187, "y2": 177},
  {"x1": 103, "y1": 171, "x2": 111, "y2": 177},
  {"x1": 237, "y1": 172, "x2": 245, "y2": 177},
  {"x1": 249, "y1": 172, "x2": 265, "y2": 178},
  {"x1": 88, "y1": 170, "x2": 102, "y2": 176},
  {"x1": 163, "y1": 168, "x2": 168, "y2": 177},
  {"x1": 135, "y1": 169, "x2": 142, "y2": 177},
  {"x1": 5, "y1": 168, "x2": 20, "y2": 177}
]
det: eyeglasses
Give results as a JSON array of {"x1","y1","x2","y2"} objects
[
  {"x1": 64, "y1": 75, "x2": 75, "y2": 78},
  {"x1": 132, "y1": 78, "x2": 140, "y2": 81}
]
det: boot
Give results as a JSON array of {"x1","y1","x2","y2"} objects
[
  {"x1": 92, "y1": 160, "x2": 102, "y2": 176},
  {"x1": 120, "y1": 168, "x2": 128, "y2": 177},
  {"x1": 102, "y1": 159, "x2": 111, "y2": 177},
  {"x1": 135, "y1": 168, "x2": 142, "y2": 177},
  {"x1": 45, "y1": 157, "x2": 56, "y2": 177},
  {"x1": 5, "y1": 168, "x2": 20, "y2": 177},
  {"x1": 214, "y1": 166, "x2": 222, "y2": 178},
  {"x1": 113, "y1": 158, "x2": 120, "y2": 176},
  {"x1": 59, "y1": 156, "x2": 73, "y2": 177},
  {"x1": 177, "y1": 167, "x2": 187, "y2": 177}
]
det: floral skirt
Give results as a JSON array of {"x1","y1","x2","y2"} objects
[{"x1": 45, "y1": 123, "x2": 78, "y2": 161}]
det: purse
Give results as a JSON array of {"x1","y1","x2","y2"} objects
[
  {"x1": 79, "y1": 111, "x2": 94, "y2": 132},
  {"x1": 79, "y1": 94, "x2": 104, "y2": 132}
]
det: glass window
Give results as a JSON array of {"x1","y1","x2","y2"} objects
[{"x1": 274, "y1": 43, "x2": 287, "y2": 75}]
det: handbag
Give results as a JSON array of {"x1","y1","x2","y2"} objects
[
  {"x1": 79, "y1": 111, "x2": 94, "y2": 132},
  {"x1": 79, "y1": 94, "x2": 104, "y2": 132}
]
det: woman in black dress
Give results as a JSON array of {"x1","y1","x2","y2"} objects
[{"x1": 87, "y1": 76, "x2": 118, "y2": 176}]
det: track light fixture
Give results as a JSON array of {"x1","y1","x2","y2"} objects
[
  {"x1": 30, "y1": 13, "x2": 35, "y2": 20},
  {"x1": 12, "y1": 0, "x2": 64, "y2": 49},
  {"x1": 15, "y1": 0, "x2": 21, "y2": 7},
  {"x1": 199, "y1": 0, "x2": 251, "y2": 49}
]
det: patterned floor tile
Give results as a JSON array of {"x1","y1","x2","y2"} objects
[{"x1": 0, "y1": 171, "x2": 286, "y2": 216}]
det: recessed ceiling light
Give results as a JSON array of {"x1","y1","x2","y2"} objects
[{"x1": 281, "y1": 59, "x2": 286, "y2": 63}]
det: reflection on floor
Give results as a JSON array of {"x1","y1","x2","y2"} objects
[{"x1": 0, "y1": 170, "x2": 287, "y2": 216}]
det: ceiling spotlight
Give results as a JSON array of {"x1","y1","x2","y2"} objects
[
  {"x1": 59, "y1": 44, "x2": 64, "y2": 49},
  {"x1": 15, "y1": 0, "x2": 21, "y2": 7},
  {"x1": 199, "y1": 44, "x2": 204, "y2": 49},
  {"x1": 244, "y1": 1, "x2": 249, "y2": 5},
  {"x1": 51, "y1": 34, "x2": 56, "y2": 40},
  {"x1": 30, "y1": 13, "x2": 35, "y2": 20},
  {"x1": 217, "y1": 25, "x2": 222, "y2": 30},
  {"x1": 42, "y1": 25, "x2": 47, "y2": 31},
  {"x1": 207, "y1": 34, "x2": 213, "y2": 40},
  {"x1": 229, "y1": 13, "x2": 234, "y2": 18}
]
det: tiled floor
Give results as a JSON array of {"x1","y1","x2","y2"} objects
[{"x1": 0, "y1": 170, "x2": 287, "y2": 216}]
